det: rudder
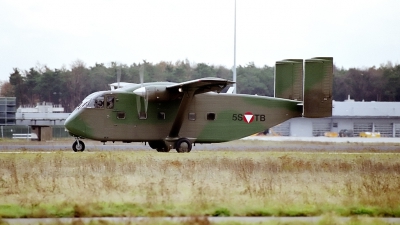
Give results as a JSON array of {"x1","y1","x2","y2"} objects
[
  {"x1": 275, "y1": 59, "x2": 303, "y2": 101},
  {"x1": 303, "y1": 57, "x2": 333, "y2": 118}
]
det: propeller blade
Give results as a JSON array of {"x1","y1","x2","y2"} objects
[
  {"x1": 136, "y1": 65, "x2": 148, "y2": 119},
  {"x1": 139, "y1": 65, "x2": 144, "y2": 86},
  {"x1": 117, "y1": 67, "x2": 121, "y2": 88},
  {"x1": 144, "y1": 88, "x2": 148, "y2": 113},
  {"x1": 136, "y1": 95, "x2": 141, "y2": 115}
]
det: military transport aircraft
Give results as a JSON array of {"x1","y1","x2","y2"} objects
[{"x1": 64, "y1": 57, "x2": 333, "y2": 153}]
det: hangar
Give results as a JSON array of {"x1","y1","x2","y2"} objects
[{"x1": 271, "y1": 97, "x2": 400, "y2": 137}]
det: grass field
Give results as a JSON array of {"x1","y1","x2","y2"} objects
[{"x1": 0, "y1": 141, "x2": 400, "y2": 224}]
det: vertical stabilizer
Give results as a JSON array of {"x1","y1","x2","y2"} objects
[
  {"x1": 303, "y1": 57, "x2": 333, "y2": 118},
  {"x1": 275, "y1": 59, "x2": 303, "y2": 100}
]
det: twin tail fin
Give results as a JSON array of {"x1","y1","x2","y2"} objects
[{"x1": 275, "y1": 57, "x2": 333, "y2": 118}]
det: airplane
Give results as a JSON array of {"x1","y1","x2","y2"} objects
[{"x1": 64, "y1": 57, "x2": 333, "y2": 153}]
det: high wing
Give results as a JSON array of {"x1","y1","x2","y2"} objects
[
  {"x1": 160, "y1": 78, "x2": 234, "y2": 142},
  {"x1": 166, "y1": 77, "x2": 235, "y2": 95},
  {"x1": 132, "y1": 77, "x2": 234, "y2": 101},
  {"x1": 109, "y1": 82, "x2": 134, "y2": 90},
  {"x1": 130, "y1": 77, "x2": 235, "y2": 141}
]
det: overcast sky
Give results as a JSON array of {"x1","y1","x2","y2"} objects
[{"x1": 1, "y1": 0, "x2": 400, "y2": 81}]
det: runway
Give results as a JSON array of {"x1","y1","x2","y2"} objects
[{"x1": 0, "y1": 136, "x2": 399, "y2": 152}]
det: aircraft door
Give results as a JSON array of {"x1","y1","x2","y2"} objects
[{"x1": 90, "y1": 95, "x2": 105, "y2": 127}]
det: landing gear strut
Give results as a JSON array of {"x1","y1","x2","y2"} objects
[{"x1": 72, "y1": 138, "x2": 85, "y2": 152}]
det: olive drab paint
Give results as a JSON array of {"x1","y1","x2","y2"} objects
[{"x1": 64, "y1": 57, "x2": 333, "y2": 153}]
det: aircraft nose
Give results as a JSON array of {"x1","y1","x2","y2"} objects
[
  {"x1": 64, "y1": 115, "x2": 73, "y2": 132},
  {"x1": 64, "y1": 112, "x2": 86, "y2": 137}
]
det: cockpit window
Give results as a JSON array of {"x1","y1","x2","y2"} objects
[
  {"x1": 74, "y1": 99, "x2": 91, "y2": 111},
  {"x1": 94, "y1": 97, "x2": 105, "y2": 108},
  {"x1": 106, "y1": 96, "x2": 114, "y2": 109},
  {"x1": 75, "y1": 92, "x2": 112, "y2": 110}
]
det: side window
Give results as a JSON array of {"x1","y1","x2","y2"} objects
[
  {"x1": 188, "y1": 112, "x2": 196, "y2": 121},
  {"x1": 116, "y1": 111, "x2": 126, "y2": 119},
  {"x1": 158, "y1": 112, "x2": 166, "y2": 120},
  {"x1": 95, "y1": 97, "x2": 104, "y2": 108},
  {"x1": 207, "y1": 112, "x2": 216, "y2": 121},
  {"x1": 106, "y1": 96, "x2": 114, "y2": 109}
]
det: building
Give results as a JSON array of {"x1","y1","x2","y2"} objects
[
  {"x1": 16, "y1": 102, "x2": 68, "y2": 126},
  {"x1": 272, "y1": 98, "x2": 400, "y2": 137},
  {"x1": 15, "y1": 102, "x2": 70, "y2": 140},
  {"x1": 0, "y1": 97, "x2": 16, "y2": 126},
  {"x1": 0, "y1": 100, "x2": 70, "y2": 140}
]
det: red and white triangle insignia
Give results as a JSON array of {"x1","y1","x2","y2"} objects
[{"x1": 244, "y1": 112, "x2": 254, "y2": 123}]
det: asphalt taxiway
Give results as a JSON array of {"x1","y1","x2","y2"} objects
[{"x1": 0, "y1": 136, "x2": 399, "y2": 152}]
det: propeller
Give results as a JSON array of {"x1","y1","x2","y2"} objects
[
  {"x1": 134, "y1": 65, "x2": 146, "y2": 96},
  {"x1": 139, "y1": 65, "x2": 144, "y2": 86},
  {"x1": 135, "y1": 65, "x2": 148, "y2": 119}
]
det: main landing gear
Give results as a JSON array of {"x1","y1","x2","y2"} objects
[
  {"x1": 71, "y1": 138, "x2": 192, "y2": 153},
  {"x1": 149, "y1": 138, "x2": 192, "y2": 153},
  {"x1": 72, "y1": 138, "x2": 85, "y2": 152},
  {"x1": 175, "y1": 138, "x2": 192, "y2": 153},
  {"x1": 149, "y1": 141, "x2": 170, "y2": 152}
]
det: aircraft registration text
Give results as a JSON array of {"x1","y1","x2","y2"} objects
[{"x1": 232, "y1": 112, "x2": 266, "y2": 124}]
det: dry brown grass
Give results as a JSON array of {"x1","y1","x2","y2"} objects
[{"x1": 0, "y1": 150, "x2": 399, "y2": 218}]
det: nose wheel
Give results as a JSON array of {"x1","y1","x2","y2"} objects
[{"x1": 72, "y1": 139, "x2": 85, "y2": 152}]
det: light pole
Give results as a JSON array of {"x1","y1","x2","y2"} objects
[{"x1": 233, "y1": 0, "x2": 237, "y2": 94}]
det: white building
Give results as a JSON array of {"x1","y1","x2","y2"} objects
[
  {"x1": 16, "y1": 102, "x2": 70, "y2": 126},
  {"x1": 272, "y1": 100, "x2": 400, "y2": 137}
]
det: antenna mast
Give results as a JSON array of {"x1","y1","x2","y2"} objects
[{"x1": 233, "y1": 0, "x2": 237, "y2": 94}]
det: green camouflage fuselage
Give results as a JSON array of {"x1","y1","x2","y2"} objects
[{"x1": 65, "y1": 86, "x2": 302, "y2": 143}]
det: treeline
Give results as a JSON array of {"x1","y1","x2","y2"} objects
[
  {"x1": 333, "y1": 63, "x2": 400, "y2": 101},
  {"x1": 1, "y1": 59, "x2": 400, "y2": 112}
]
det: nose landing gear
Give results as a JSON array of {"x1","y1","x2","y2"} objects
[{"x1": 72, "y1": 138, "x2": 85, "y2": 152}]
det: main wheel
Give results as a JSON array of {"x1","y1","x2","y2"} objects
[
  {"x1": 149, "y1": 141, "x2": 171, "y2": 152},
  {"x1": 72, "y1": 140, "x2": 85, "y2": 152},
  {"x1": 175, "y1": 138, "x2": 192, "y2": 153},
  {"x1": 156, "y1": 146, "x2": 171, "y2": 152}
]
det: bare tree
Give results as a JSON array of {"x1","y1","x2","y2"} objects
[{"x1": 66, "y1": 60, "x2": 87, "y2": 111}]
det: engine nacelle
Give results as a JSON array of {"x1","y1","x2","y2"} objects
[{"x1": 133, "y1": 86, "x2": 175, "y2": 101}]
